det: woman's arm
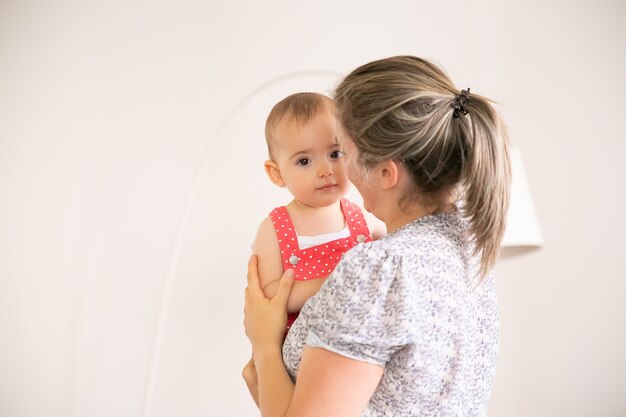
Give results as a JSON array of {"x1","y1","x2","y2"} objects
[
  {"x1": 244, "y1": 256, "x2": 384, "y2": 417},
  {"x1": 244, "y1": 256, "x2": 295, "y2": 415},
  {"x1": 253, "y1": 344, "x2": 296, "y2": 416},
  {"x1": 256, "y1": 345, "x2": 383, "y2": 417}
]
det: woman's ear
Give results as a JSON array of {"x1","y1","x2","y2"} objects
[
  {"x1": 377, "y1": 160, "x2": 400, "y2": 190},
  {"x1": 264, "y1": 160, "x2": 285, "y2": 187}
]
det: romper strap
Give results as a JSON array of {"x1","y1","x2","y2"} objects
[
  {"x1": 341, "y1": 198, "x2": 372, "y2": 241},
  {"x1": 268, "y1": 206, "x2": 299, "y2": 258}
]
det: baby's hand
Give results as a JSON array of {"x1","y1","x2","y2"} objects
[{"x1": 242, "y1": 356, "x2": 259, "y2": 407}]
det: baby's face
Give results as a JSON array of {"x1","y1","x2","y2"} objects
[{"x1": 271, "y1": 109, "x2": 351, "y2": 208}]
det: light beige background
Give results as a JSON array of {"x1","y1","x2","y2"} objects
[{"x1": 1, "y1": 1, "x2": 625, "y2": 416}]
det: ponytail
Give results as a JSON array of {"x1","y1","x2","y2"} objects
[
  {"x1": 458, "y1": 96, "x2": 511, "y2": 279},
  {"x1": 334, "y1": 56, "x2": 512, "y2": 280}
]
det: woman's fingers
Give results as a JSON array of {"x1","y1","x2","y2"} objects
[
  {"x1": 272, "y1": 268, "x2": 295, "y2": 307},
  {"x1": 246, "y1": 254, "x2": 263, "y2": 295},
  {"x1": 243, "y1": 262, "x2": 292, "y2": 349}
]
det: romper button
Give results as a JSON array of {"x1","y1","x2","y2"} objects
[
  {"x1": 357, "y1": 234, "x2": 366, "y2": 243},
  {"x1": 289, "y1": 255, "x2": 299, "y2": 265}
]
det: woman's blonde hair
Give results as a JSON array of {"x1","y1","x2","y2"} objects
[{"x1": 334, "y1": 56, "x2": 511, "y2": 279}]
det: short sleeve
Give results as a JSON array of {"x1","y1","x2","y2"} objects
[{"x1": 303, "y1": 243, "x2": 417, "y2": 366}]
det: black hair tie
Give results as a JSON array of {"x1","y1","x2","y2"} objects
[{"x1": 452, "y1": 88, "x2": 471, "y2": 119}]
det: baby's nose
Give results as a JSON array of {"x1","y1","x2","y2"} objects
[{"x1": 318, "y1": 163, "x2": 333, "y2": 177}]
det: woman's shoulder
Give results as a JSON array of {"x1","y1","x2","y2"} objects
[
  {"x1": 337, "y1": 212, "x2": 458, "y2": 263},
  {"x1": 322, "y1": 240, "x2": 401, "y2": 298},
  {"x1": 341, "y1": 235, "x2": 394, "y2": 266},
  {"x1": 392, "y1": 212, "x2": 467, "y2": 248}
]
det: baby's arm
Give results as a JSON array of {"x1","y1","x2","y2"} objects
[
  {"x1": 252, "y1": 217, "x2": 284, "y2": 300},
  {"x1": 253, "y1": 216, "x2": 323, "y2": 313}
]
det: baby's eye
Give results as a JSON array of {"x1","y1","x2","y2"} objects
[
  {"x1": 296, "y1": 158, "x2": 310, "y2": 166},
  {"x1": 330, "y1": 150, "x2": 344, "y2": 159}
]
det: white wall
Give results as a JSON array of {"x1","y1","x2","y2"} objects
[{"x1": 1, "y1": 1, "x2": 624, "y2": 416}]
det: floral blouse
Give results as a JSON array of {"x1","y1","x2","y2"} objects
[{"x1": 283, "y1": 212, "x2": 499, "y2": 417}]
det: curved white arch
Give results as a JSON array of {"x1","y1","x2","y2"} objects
[{"x1": 140, "y1": 70, "x2": 342, "y2": 417}]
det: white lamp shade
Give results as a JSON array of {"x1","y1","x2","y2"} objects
[{"x1": 502, "y1": 147, "x2": 543, "y2": 248}]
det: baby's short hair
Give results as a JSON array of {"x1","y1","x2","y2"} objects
[{"x1": 265, "y1": 92, "x2": 334, "y2": 160}]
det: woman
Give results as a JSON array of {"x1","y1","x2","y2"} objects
[{"x1": 243, "y1": 55, "x2": 511, "y2": 417}]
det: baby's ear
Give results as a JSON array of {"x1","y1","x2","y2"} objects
[{"x1": 264, "y1": 160, "x2": 285, "y2": 187}]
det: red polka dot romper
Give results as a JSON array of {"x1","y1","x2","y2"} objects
[{"x1": 268, "y1": 198, "x2": 373, "y2": 333}]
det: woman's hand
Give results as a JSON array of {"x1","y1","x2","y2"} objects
[
  {"x1": 242, "y1": 356, "x2": 259, "y2": 407},
  {"x1": 244, "y1": 255, "x2": 295, "y2": 353}
]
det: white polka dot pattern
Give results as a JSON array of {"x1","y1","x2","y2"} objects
[{"x1": 268, "y1": 198, "x2": 372, "y2": 281}]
